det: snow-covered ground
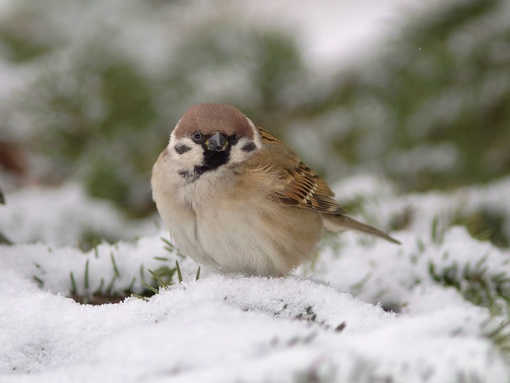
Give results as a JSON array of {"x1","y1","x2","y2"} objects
[{"x1": 1, "y1": 175, "x2": 510, "y2": 382}]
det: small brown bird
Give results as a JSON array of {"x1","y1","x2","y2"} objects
[{"x1": 152, "y1": 104, "x2": 399, "y2": 277}]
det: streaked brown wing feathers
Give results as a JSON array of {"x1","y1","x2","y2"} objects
[
  {"x1": 283, "y1": 162, "x2": 345, "y2": 214},
  {"x1": 258, "y1": 127, "x2": 280, "y2": 145},
  {"x1": 256, "y1": 127, "x2": 345, "y2": 214}
]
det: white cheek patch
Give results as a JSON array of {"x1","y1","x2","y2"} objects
[
  {"x1": 168, "y1": 136, "x2": 203, "y2": 170},
  {"x1": 229, "y1": 137, "x2": 259, "y2": 164}
]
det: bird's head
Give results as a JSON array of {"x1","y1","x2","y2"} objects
[{"x1": 168, "y1": 104, "x2": 263, "y2": 181}]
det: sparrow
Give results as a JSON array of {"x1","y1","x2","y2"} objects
[{"x1": 152, "y1": 103, "x2": 400, "y2": 277}]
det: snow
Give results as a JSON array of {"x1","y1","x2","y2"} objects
[
  {"x1": 0, "y1": 267, "x2": 507, "y2": 382},
  {"x1": 1, "y1": 176, "x2": 510, "y2": 382},
  {"x1": 0, "y1": 182, "x2": 155, "y2": 246}
]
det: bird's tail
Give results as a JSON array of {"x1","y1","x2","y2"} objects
[{"x1": 322, "y1": 214, "x2": 400, "y2": 244}]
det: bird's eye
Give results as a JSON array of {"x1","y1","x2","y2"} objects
[
  {"x1": 191, "y1": 131, "x2": 202, "y2": 142},
  {"x1": 231, "y1": 133, "x2": 238, "y2": 144}
]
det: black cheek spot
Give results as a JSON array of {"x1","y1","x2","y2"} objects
[
  {"x1": 241, "y1": 142, "x2": 257, "y2": 152},
  {"x1": 175, "y1": 144, "x2": 191, "y2": 154}
]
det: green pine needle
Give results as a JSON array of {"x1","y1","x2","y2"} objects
[
  {"x1": 93, "y1": 240, "x2": 99, "y2": 259},
  {"x1": 84, "y1": 259, "x2": 90, "y2": 290},
  {"x1": 161, "y1": 237, "x2": 176, "y2": 253},
  {"x1": 148, "y1": 269, "x2": 169, "y2": 289},
  {"x1": 139, "y1": 264, "x2": 145, "y2": 283},
  {"x1": 110, "y1": 251, "x2": 120, "y2": 278},
  {"x1": 70, "y1": 272, "x2": 77, "y2": 295},
  {"x1": 176, "y1": 260, "x2": 183, "y2": 283},
  {"x1": 141, "y1": 282, "x2": 159, "y2": 295},
  {"x1": 33, "y1": 275, "x2": 44, "y2": 287}
]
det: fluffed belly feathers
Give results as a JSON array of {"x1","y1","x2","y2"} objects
[{"x1": 152, "y1": 170, "x2": 322, "y2": 277}]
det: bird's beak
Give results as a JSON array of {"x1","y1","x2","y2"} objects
[{"x1": 206, "y1": 132, "x2": 228, "y2": 152}]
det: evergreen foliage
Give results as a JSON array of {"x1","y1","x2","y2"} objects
[
  {"x1": 1, "y1": 0, "x2": 509, "y2": 217},
  {"x1": 300, "y1": 0, "x2": 510, "y2": 191}
]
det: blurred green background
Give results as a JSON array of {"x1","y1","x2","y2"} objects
[{"x1": 0, "y1": 0, "x2": 509, "y2": 232}]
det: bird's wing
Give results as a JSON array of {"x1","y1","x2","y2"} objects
[
  {"x1": 250, "y1": 127, "x2": 400, "y2": 244},
  {"x1": 254, "y1": 127, "x2": 346, "y2": 215}
]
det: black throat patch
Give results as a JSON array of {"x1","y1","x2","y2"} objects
[
  {"x1": 198, "y1": 148, "x2": 230, "y2": 173},
  {"x1": 178, "y1": 145, "x2": 231, "y2": 183}
]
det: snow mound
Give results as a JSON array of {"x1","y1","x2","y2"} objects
[
  {"x1": 1, "y1": 177, "x2": 510, "y2": 381},
  {"x1": 0, "y1": 271, "x2": 506, "y2": 383}
]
